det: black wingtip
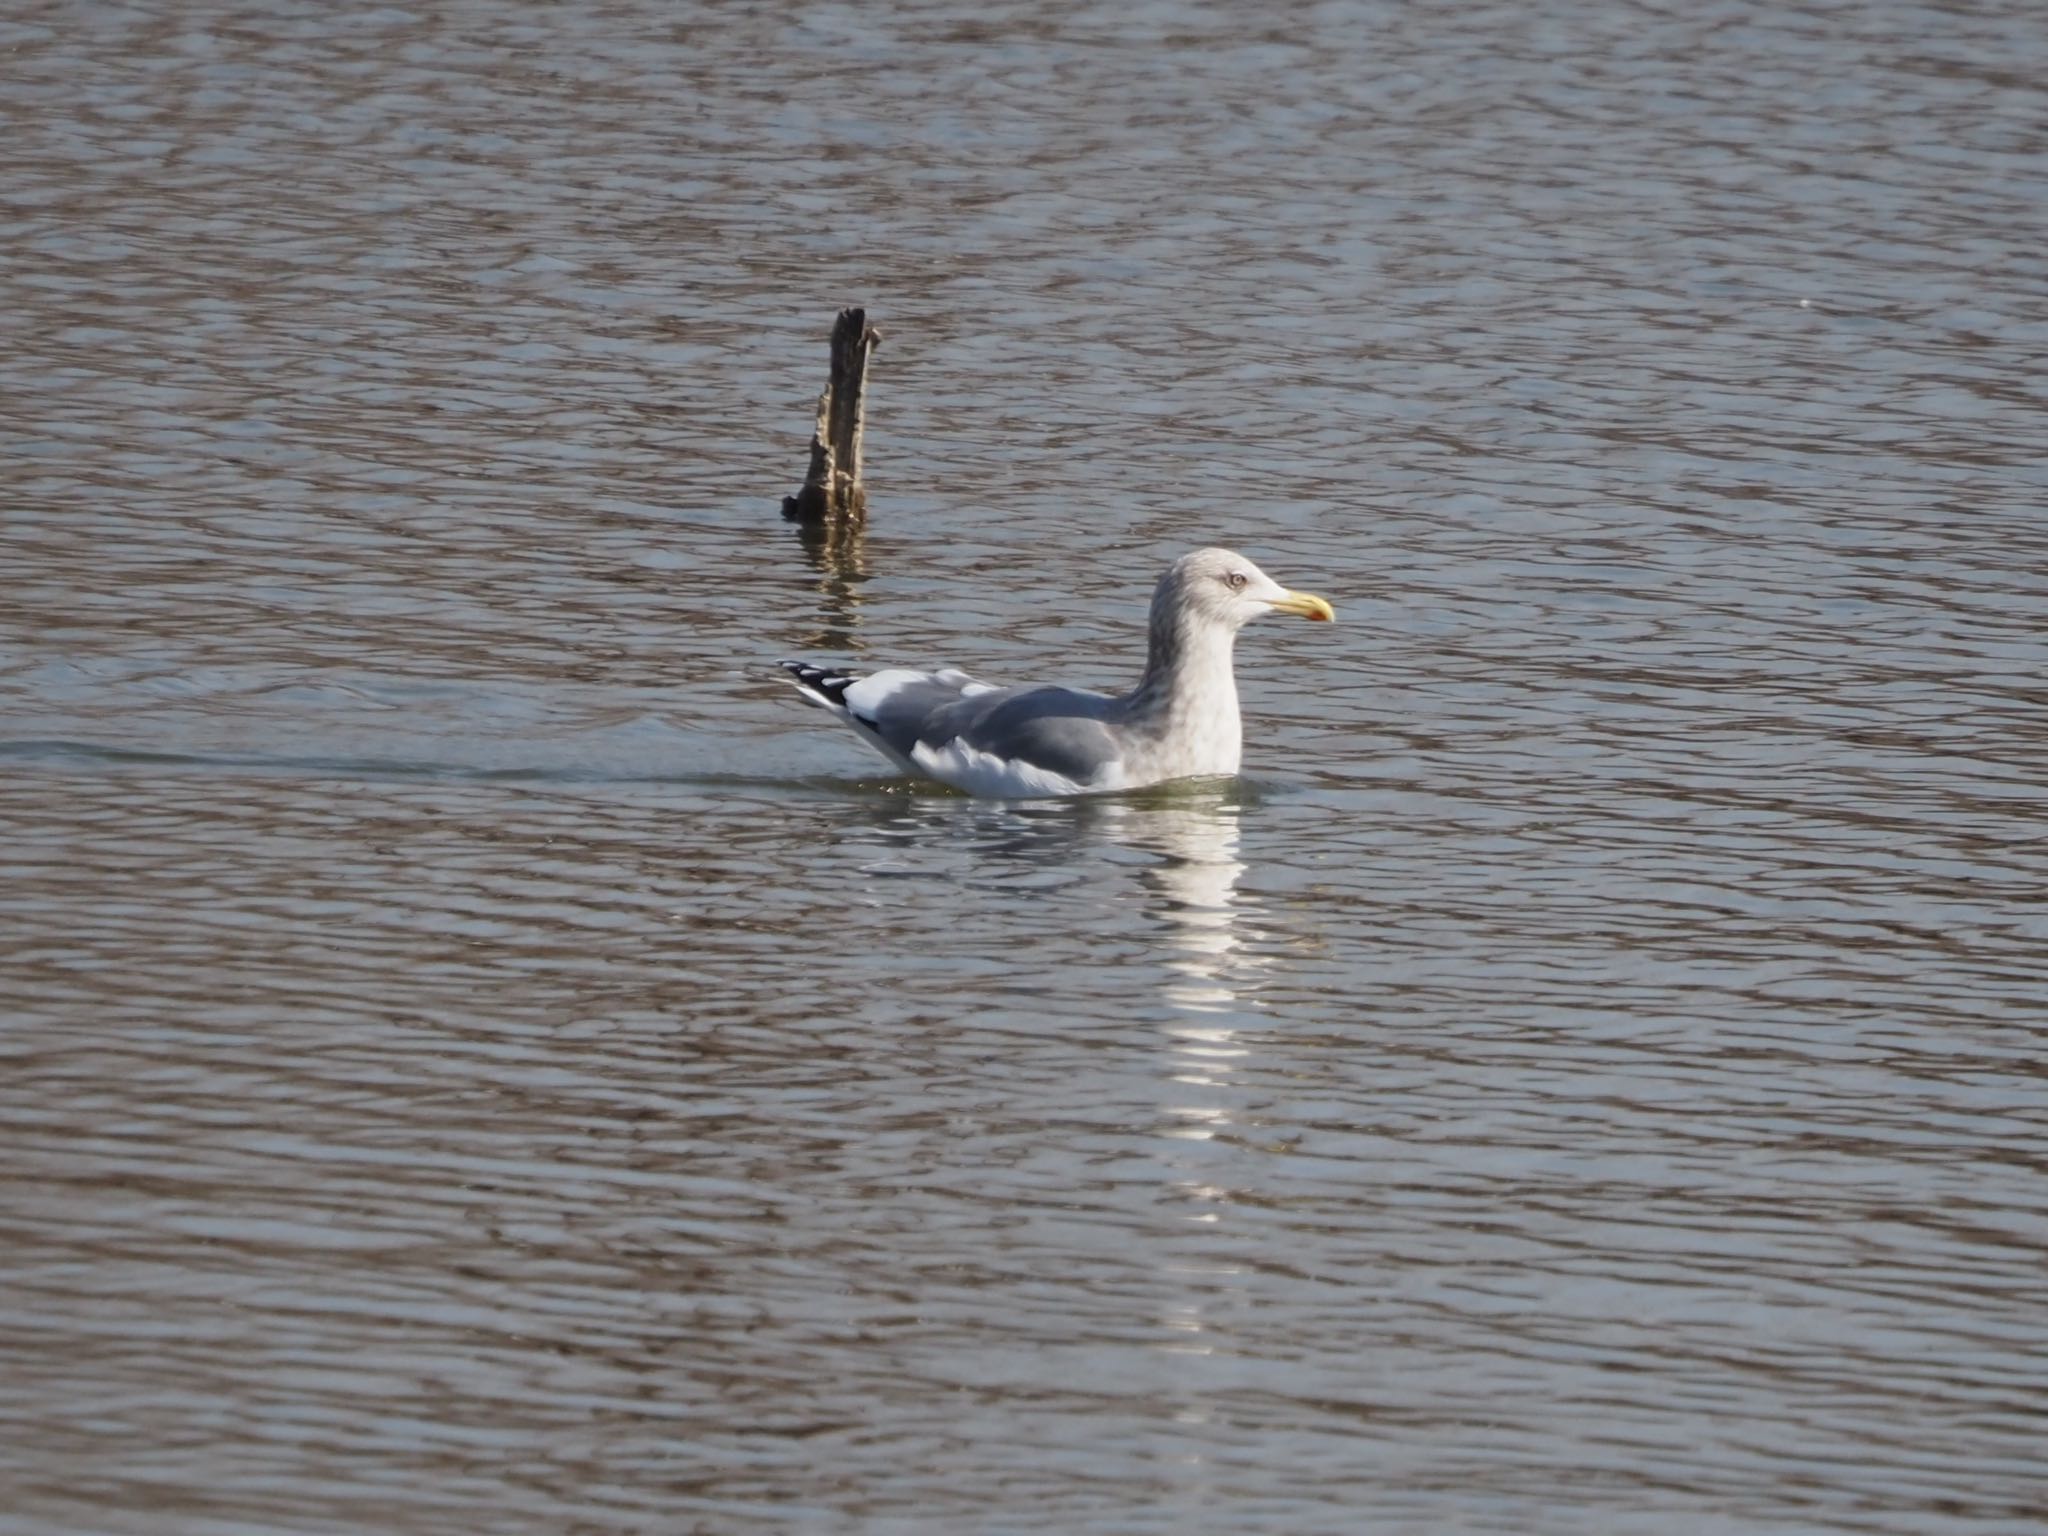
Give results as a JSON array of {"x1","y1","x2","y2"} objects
[{"x1": 780, "y1": 659, "x2": 860, "y2": 706}]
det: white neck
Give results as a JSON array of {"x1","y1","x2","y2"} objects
[{"x1": 1124, "y1": 611, "x2": 1243, "y2": 777}]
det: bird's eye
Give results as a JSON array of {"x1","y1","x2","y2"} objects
[{"x1": 1225, "y1": 571, "x2": 1248, "y2": 591}]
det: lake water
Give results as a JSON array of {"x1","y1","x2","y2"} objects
[{"x1": 3, "y1": 2, "x2": 2046, "y2": 1532}]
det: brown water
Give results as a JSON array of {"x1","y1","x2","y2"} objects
[{"x1": 4, "y1": 2, "x2": 2047, "y2": 1532}]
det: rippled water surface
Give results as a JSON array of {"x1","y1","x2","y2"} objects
[{"x1": 4, "y1": 2, "x2": 2047, "y2": 1532}]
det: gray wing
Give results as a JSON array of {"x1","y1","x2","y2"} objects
[{"x1": 861, "y1": 679, "x2": 1128, "y2": 786}]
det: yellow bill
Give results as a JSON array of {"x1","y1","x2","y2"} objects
[{"x1": 1270, "y1": 590, "x2": 1335, "y2": 622}]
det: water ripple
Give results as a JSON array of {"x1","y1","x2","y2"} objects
[{"x1": 4, "y1": 1, "x2": 2046, "y2": 1532}]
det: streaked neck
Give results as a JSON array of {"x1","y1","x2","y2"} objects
[{"x1": 1128, "y1": 607, "x2": 1241, "y2": 730}]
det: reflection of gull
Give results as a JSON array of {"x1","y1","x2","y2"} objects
[
  {"x1": 1096, "y1": 796, "x2": 1269, "y2": 1141},
  {"x1": 1126, "y1": 801, "x2": 1253, "y2": 1019},
  {"x1": 1113, "y1": 798, "x2": 1265, "y2": 1402}
]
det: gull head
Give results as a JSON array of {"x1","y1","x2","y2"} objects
[{"x1": 1158, "y1": 547, "x2": 1335, "y2": 632}]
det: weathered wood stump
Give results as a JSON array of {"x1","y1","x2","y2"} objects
[{"x1": 782, "y1": 306, "x2": 881, "y2": 530}]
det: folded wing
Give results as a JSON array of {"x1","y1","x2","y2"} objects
[{"x1": 783, "y1": 661, "x2": 1128, "y2": 796}]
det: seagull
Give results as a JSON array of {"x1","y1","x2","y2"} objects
[{"x1": 780, "y1": 547, "x2": 1333, "y2": 798}]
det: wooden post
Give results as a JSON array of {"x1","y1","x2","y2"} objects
[{"x1": 782, "y1": 307, "x2": 881, "y2": 529}]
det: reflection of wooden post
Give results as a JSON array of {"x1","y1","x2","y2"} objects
[{"x1": 782, "y1": 307, "x2": 880, "y2": 529}]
